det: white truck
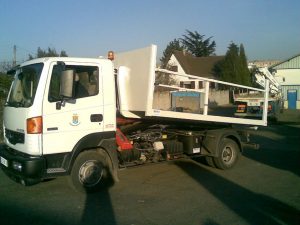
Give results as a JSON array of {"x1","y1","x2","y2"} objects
[
  {"x1": 0, "y1": 45, "x2": 270, "y2": 192},
  {"x1": 234, "y1": 67, "x2": 283, "y2": 120}
]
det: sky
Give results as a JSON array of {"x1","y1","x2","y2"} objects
[{"x1": 0, "y1": 0, "x2": 300, "y2": 64}]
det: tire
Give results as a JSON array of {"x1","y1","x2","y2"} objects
[
  {"x1": 213, "y1": 138, "x2": 240, "y2": 170},
  {"x1": 69, "y1": 149, "x2": 111, "y2": 193}
]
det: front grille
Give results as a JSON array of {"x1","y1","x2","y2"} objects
[{"x1": 5, "y1": 129, "x2": 25, "y2": 145}]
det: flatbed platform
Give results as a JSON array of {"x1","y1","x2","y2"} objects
[{"x1": 114, "y1": 45, "x2": 270, "y2": 127}]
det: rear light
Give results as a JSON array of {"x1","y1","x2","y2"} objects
[
  {"x1": 268, "y1": 104, "x2": 272, "y2": 112},
  {"x1": 237, "y1": 104, "x2": 246, "y2": 113},
  {"x1": 260, "y1": 104, "x2": 272, "y2": 112},
  {"x1": 27, "y1": 116, "x2": 43, "y2": 134}
]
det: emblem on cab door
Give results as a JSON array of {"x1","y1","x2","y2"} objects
[{"x1": 70, "y1": 113, "x2": 80, "y2": 126}]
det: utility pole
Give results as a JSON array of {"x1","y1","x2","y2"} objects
[{"x1": 13, "y1": 45, "x2": 16, "y2": 66}]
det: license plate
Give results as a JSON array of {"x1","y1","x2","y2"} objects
[
  {"x1": 248, "y1": 102, "x2": 260, "y2": 106},
  {"x1": 0, "y1": 157, "x2": 8, "y2": 167}
]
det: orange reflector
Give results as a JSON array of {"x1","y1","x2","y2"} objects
[{"x1": 27, "y1": 116, "x2": 43, "y2": 134}]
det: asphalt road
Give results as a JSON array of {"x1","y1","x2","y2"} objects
[{"x1": 0, "y1": 124, "x2": 299, "y2": 225}]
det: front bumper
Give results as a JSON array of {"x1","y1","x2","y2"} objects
[{"x1": 0, "y1": 144, "x2": 45, "y2": 185}]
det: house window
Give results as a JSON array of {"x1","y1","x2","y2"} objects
[
  {"x1": 199, "y1": 81, "x2": 203, "y2": 89},
  {"x1": 170, "y1": 66, "x2": 178, "y2": 72}
]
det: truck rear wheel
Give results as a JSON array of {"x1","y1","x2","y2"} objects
[
  {"x1": 213, "y1": 138, "x2": 240, "y2": 170},
  {"x1": 70, "y1": 149, "x2": 111, "y2": 193}
]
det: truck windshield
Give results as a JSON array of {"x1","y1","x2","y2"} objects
[{"x1": 6, "y1": 63, "x2": 43, "y2": 108}]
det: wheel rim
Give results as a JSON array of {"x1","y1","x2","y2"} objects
[
  {"x1": 221, "y1": 146, "x2": 234, "y2": 164},
  {"x1": 78, "y1": 160, "x2": 104, "y2": 187}
]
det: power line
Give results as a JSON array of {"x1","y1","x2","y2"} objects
[
  {"x1": 0, "y1": 44, "x2": 34, "y2": 63},
  {"x1": 0, "y1": 44, "x2": 33, "y2": 53},
  {"x1": 13, "y1": 45, "x2": 16, "y2": 66}
]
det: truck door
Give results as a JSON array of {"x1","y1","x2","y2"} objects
[
  {"x1": 42, "y1": 62, "x2": 104, "y2": 155},
  {"x1": 287, "y1": 90, "x2": 297, "y2": 109}
]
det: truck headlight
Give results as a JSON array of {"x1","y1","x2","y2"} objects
[{"x1": 12, "y1": 161, "x2": 22, "y2": 172}]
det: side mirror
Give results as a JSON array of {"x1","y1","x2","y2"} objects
[{"x1": 60, "y1": 69, "x2": 75, "y2": 98}]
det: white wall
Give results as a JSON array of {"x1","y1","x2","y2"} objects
[
  {"x1": 168, "y1": 54, "x2": 185, "y2": 74},
  {"x1": 274, "y1": 69, "x2": 300, "y2": 109},
  {"x1": 153, "y1": 91, "x2": 171, "y2": 110},
  {"x1": 274, "y1": 69, "x2": 300, "y2": 85},
  {"x1": 209, "y1": 90, "x2": 229, "y2": 106}
]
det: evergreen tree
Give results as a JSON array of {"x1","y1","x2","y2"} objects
[
  {"x1": 216, "y1": 42, "x2": 239, "y2": 83},
  {"x1": 215, "y1": 42, "x2": 251, "y2": 86},
  {"x1": 239, "y1": 44, "x2": 251, "y2": 86},
  {"x1": 160, "y1": 39, "x2": 184, "y2": 68},
  {"x1": 0, "y1": 73, "x2": 13, "y2": 99},
  {"x1": 29, "y1": 47, "x2": 68, "y2": 59},
  {"x1": 60, "y1": 50, "x2": 68, "y2": 57},
  {"x1": 180, "y1": 30, "x2": 216, "y2": 57}
]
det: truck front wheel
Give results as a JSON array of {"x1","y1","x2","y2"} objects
[
  {"x1": 213, "y1": 138, "x2": 240, "y2": 170},
  {"x1": 70, "y1": 149, "x2": 111, "y2": 193}
]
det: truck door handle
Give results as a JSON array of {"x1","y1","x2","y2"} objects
[
  {"x1": 47, "y1": 127, "x2": 58, "y2": 131},
  {"x1": 90, "y1": 114, "x2": 103, "y2": 122}
]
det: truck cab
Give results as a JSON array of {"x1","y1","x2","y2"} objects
[{"x1": 1, "y1": 57, "x2": 117, "y2": 185}]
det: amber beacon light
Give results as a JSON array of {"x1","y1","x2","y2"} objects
[
  {"x1": 107, "y1": 51, "x2": 114, "y2": 60},
  {"x1": 27, "y1": 116, "x2": 43, "y2": 134}
]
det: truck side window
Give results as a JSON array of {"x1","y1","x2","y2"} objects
[{"x1": 48, "y1": 65, "x2": 99, "y2": 102}]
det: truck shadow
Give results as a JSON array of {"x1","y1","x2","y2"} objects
[
  {"x1": 243, "y1": 124, "x2": 300, "y2": 176},
  {"x1": 80, "y1": 187, "x2": 117, "y2": 225},
  {"x1": 0, "y1": 173, "x2": 117, "y2": 225},
  {"x1": 243, "y1": 147, "x2": 300, "y2": 176},
  {"x1": 0, "y1": 189, "x2": 117, "y2": 225},
  {"x1": 174, "y1": 160, "x2": 300, "y2": 225}
]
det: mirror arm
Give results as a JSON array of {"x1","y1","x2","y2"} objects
[
  {"x1": 56, "y1": 101, "x2": 61, "y2": 110},
  {"x1": 56, "y1": 99, "x2": 66, "y2": 110}
]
